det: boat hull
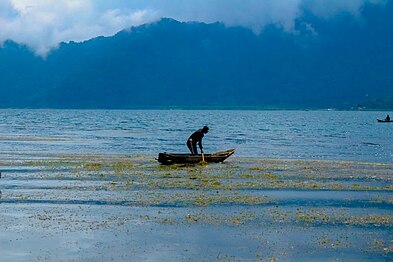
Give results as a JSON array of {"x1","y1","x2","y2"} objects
[
  {"x1": 377, "y1": 119, "x2": 393, "y2": 122},
  {"x1": 158, "y1": 149, "x2": 235, "y2": 165}
]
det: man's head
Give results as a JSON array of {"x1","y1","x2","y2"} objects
[{"x1": 202, "y1": 126, "x2": 209, "y2": 134}]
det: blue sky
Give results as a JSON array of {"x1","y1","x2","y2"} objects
[{"x1": 0, "y1": 0, "x2": 387, "y2": 56}]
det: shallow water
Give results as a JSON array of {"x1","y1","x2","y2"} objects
[
  {"x1": 0, "y1": 109, "x2": 393, "y2": 163},
  {"x1": 1, "y1": 154, "x2": 392, "y2": 261},
  {"x1": 1, "y1": 110, "x2": 393, "y2": 261}
]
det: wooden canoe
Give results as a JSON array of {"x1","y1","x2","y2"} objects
[
  {"x1": 377, "y1": 119, "x2": 393, "y2": 122},
  {"x1": 158, "y1": 148, "x2": 235, "y2": 165}
]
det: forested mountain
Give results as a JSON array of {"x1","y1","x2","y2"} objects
[{"x1": 0, "y1": 1, "x2": 392, "y2": 109}]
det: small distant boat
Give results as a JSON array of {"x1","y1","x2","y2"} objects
[
  {"x1": 377, "y1": 119, "x2": 393, "y2": 123},
  {"x1": 158, "y1": 148, "x2": 235, "y2": 165}
]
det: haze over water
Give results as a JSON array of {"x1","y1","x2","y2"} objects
[{"x1": 0, "y1": 109, "x2": 392, "y2": 163}]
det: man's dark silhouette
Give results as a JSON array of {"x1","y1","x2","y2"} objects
[
  {"x1": 187, "y1": 126, "x2": 209, "y2": 155},
  {"x1": 385, "y1": 115, "x2": 390, "y2": 121}
]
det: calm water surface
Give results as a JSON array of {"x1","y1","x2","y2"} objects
[{"x1": 0, "y1": 109, "x2": 392, "y2": 163}]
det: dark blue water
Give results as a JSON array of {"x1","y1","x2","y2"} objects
[{"x1": 0, "y1": 109, "x2": 392, "y2": 163}]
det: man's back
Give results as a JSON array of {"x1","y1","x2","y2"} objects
[
  {"x1": 189, "y1": 129, "x2": 204, "y2": 142},
  {"x1": 186, "y1": 126, "x2": 209, "y2": 155}
]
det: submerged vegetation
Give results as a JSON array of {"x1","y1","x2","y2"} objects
[{"x1": 1, "y1": 152, "x2": 392, "y2": 260}]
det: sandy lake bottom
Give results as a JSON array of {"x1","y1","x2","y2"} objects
[{"x1": 0, "y1": 152, "x2": 392, "y2": 261}]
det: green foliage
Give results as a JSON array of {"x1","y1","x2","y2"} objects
[{"x1": 359, "y1": 95, "x2": 393, "y2": 110}]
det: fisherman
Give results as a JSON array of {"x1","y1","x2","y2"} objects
[
  {"x1": 385, "y1": 115, "x2": 390, "y2": 121},
  {"x1": 187, "y1": 126, "x2": 209, "y2": 155}
]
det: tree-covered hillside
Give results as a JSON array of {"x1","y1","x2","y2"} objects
[{"x1": 0, "y1": 1, "x2": 392, "y2": 109}]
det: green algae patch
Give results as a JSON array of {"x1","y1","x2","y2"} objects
[
  {"x1": 84, "y1": 162, "x2": 103, "y2": 171},
  {"x1": 317, "y1": 234, "x2": 346, "y2": 249},
  {"x1": 27, "y1": 160, "x2": 79, "y2": 167},
  {"x1": 295, "y1": 209, "x2": 333, "y2": 224},
  {"x1": 111, "y1": 160, "x2": 134, "y2": 172},
  {"x1": 183, "y1": 211, "x2": 257, "y2": 226},
  {"x1": 0, "y1": 136, "x2": 70, "y2": 142},
  {"x1": 294, "y1": 208, "x2": 393, "y2": 227},
  {"x1": 340, "y1": 214, "x2": 393, "y2": 226},
  {"x1": 227, "y1": 213, "x2": 256, "y2": 225},
  {"x1": 193, "y1": 194, "x2": 271, "y2": 207}
]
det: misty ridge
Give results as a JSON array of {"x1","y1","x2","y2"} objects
[{"x1": 0, "y1": 1, "x2": 392, "y2": 109}]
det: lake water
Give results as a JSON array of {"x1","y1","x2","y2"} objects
[
  {"x1": 0, "y1": 109, "x2": 392, "y2": 163},
  {"x1": 1, "y1": 110, "x2": 392, "y2": 261}
]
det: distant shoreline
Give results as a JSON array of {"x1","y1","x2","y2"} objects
[{"x1": 0, "y1": 106, "x2": 391, "y2": 111}]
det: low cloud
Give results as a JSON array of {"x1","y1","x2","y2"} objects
[
  {"x1": 0, "y1": 0, "x2": 387, "y2": 56},
  {"x1": 0, "y1": 0, "x2": 157, "y2": 56}
]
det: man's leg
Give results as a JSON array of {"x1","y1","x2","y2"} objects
[
  {"x1": 187, "y1": 140, "x2": 195, "y2": 154},
  {"x1": 192, "y1": 142, "x2": 198, "y2": 155}
]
